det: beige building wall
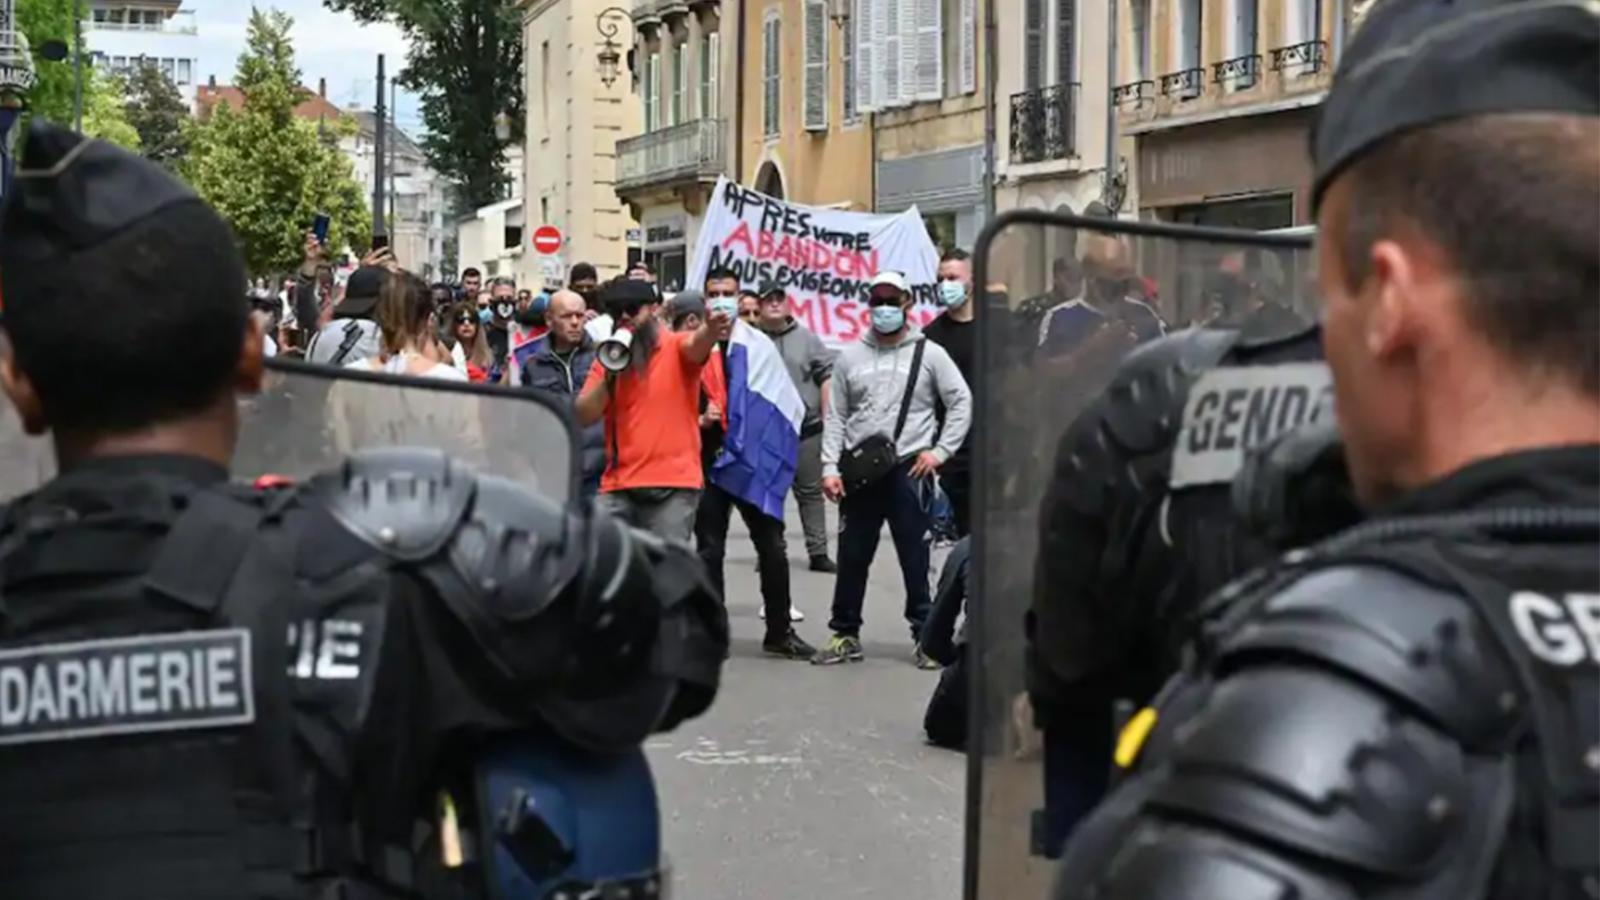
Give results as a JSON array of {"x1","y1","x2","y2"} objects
[
  {"x1": 732, "y1": 0, "x2": 872, "y2": 209},
  {"x1": 992, "y1": 0, "x2": 1115, "y2": 221},
  {"x1": 1114, "y1": 0, "x2": 1336, "y2": 224},
  {"x1": 519, "y1": 0, "x2": 642, "y2": 285}
]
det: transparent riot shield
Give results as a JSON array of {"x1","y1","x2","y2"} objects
[
  {"x1": 0, "y1": 357, "x2": 579, "y2": 505},
  {"x1": 965, "y1": 211, "x2": 1315, "y2": 899}
]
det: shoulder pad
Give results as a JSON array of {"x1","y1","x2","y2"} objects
[
  {"x1": 1234, "y1": 314, "x2": 1320, "y2": 351},
  {"x1": 1099, "y1": 327, "x2": 1241, "y2": 455},
  {"x1": 312, "y1": 448, "x2": 477, "y2": 562},
  {"x1": 445, "y1": 472, "x2": 577, "y2": 624},
  {"x1": 1220, "y1": 565, "x2": 1523, "y2": 750}
]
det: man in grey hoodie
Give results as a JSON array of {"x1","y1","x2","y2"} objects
[
  {"x1": 814, "y1": 271, "x2": 972, "y2": 668},
  {"x1": 755, "y1": 279, "x2": 837, "y2": 572}
]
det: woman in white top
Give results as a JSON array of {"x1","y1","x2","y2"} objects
[
  {"x1": 330, "y1": 271, "x2": 488, "y2": 463},
  {"x1": 345, "y1": 271, "x2": 466, "y2": 381}
]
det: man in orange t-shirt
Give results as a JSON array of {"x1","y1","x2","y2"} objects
[{"x1": 576, "y1": 279, "x2": 732, "y2": 542}]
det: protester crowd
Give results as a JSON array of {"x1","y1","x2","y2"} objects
[{"x1": 253, "y1": 227, "x2": 1185, "y2": 749}]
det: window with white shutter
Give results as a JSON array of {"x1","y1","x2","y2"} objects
[
  {"x1": 882, "y1": 0, "x2": 902, "y2": 107},
  {"x1": 671, "y1": 45, "x2": 687, "y2": 125},
  {"x1": 1131, "y1": 0, "x2": 1151, "y2": 80},
  {"x1": 700, "y1": 32, "x2": 720, "y2": 119},
  {"x1": 958, "y1": 0, "x2": 976, "y2": 94},
  {"x1": 1055, "y1": 0, "x2": 1075, "y2": 87},
  {"x1": 857, "y1": 0, "x2": 878, "y2": 113},
  {"x1": 913, "y1": 0, "x2": 941, "y2": 101},
  {"x1": 644, "y1": 51, "x2": 660, "y2": 132},
  {"x1": 843, "y1": 10, "x2": 859, "y2": 120},
  {"x1": 1024, "y1": 0, "x2": 1045, "y2": 91},
  {"x1": 897, "y1": 0, "x2": 917, "y2": 106},
  {"x1": 763, "y1": 15, "x2": 781, "y2": 137},
  {"x1": 804, "y1": 0, "x2": 829, "y2": 130}
]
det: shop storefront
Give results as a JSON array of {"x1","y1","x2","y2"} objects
[
  {"x1": 640, "y1": 214, "x2": 689, "y2": 292},
  {"x1": 876, "y1": 145, "x2": 987, "y2": 252},
  {"x1": 1135, "y1": 108, "x2": 1317, "y2": 229}
]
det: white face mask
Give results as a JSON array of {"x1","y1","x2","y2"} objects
[{"x1": 938, "y1": 279, "x2": 968, "y2": 308}]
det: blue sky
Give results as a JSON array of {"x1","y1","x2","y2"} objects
[{"x1": 187, "y1": 0, "x2": 424, "y2": 134}]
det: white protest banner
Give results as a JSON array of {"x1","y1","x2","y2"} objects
[{"x1": 685, "y1": 177, "x2": 940, "y2": 345}]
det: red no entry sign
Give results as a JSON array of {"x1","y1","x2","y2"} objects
[{"x1": 532, "y1": 225, "x2": 562, "y2": 255}]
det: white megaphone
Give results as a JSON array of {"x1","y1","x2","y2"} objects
[{"x1": 597, "y1": 328, "x2": 634, "y2": 373}]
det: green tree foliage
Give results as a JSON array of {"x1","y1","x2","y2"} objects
[
  {"x1": 122, "y1": 60, "x2": 189, "y2": 166},
  {"x1": 181, "y1": 9, "x2": 368, "y2": 277},
  {"x1": 323, "y1": 0, "x2": 523, "y2": 212},
  {"x1": 15, "y1": 0, "x2": 139, "y2": 149}
]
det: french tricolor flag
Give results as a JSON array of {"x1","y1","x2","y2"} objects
[{"x1": 710, "y1": 321, "x2": 805, "y2": 520}]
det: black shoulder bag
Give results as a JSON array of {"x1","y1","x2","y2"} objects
[{"x1": 839, "y1": 340, "x2": 926, "y2": 494}]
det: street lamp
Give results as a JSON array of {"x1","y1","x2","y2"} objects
[{"x1": 595, "y1": 6, "x2": 629, "y2": 89}]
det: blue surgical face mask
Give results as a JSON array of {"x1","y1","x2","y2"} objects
[
  {"x1": 478, "y1": 307, "x2": 493, "y2": 324},
  {"x1": 870, "y1": 305, "x2": 905, "y2": 335},
  {"x1": 938, "y1": 279, "x2": 968, "y2": 308},
  {"x1": 709, "y1": 296, "x2": 739, "y2": 319}
]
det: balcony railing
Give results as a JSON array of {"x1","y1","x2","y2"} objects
[
  {"x1": 1270, "y1": 40, "x2": 1328, "y2": 74},
  {"x1": 1111, "y1": 80, "x2": 1155, "y2": 109},
  {"x1": 1213, "y1": 54, "x2": 1262, "y2": 88},
  {"x1": 616, "y1": 118, "x2": 726, "y2": 193},
  {"x1": 1159, "y1": 67, "x2": 1204, "y2": 99},
  {"x1": 1009, "y1": 83, "x2": 1078, "y2": 164}
]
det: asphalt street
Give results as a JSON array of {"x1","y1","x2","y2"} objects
[{"x1": 647, "y1": 498, "x2": 965, "y2": 900}]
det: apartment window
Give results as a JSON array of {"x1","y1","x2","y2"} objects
[
  {"x1": 539, "y1": 41, "x2": 550, "y2": 134},
  {"x1": 1178, "y1": 0, "x2": 1203, "y2": 71},
  {"x1": 700, "y1": 31, "x2": 720, "y2": 119},
  {"x1": 762, "y1": 15, "x2": 780, "y2": 137},
  {"x1": 1024, "y1": 0, "x2": 1074, "y2": 90},
  {"x1": 643, "y1": 51, "x2": 660, "y2": 132},
  {"x1": 842, "y1": 14, "x2": 857, "y2": 120},
  {"x1": 1286, "y1": 0, "x2": 1322, "y2": 44},
  {"x1": 802, "y1": 1, "x2": 828, "y2": 131},
  {"x1": 161, "y1": 58, "x2": 175, "y2": 82},
  {"x1": 92, "y1": 8, "x2": 107, "y2": 22},
  {"x1": 177, "y1": 58, "x2": 192, "y2": 84},
  {"x1": 1131, "y1": 0, "x2": 1151, "y2": 81},
  {"x1": 1228, "y1": 0, "x2": 1260, "y2": 88},
  {"x1": 671, "y1": 42, "x2": 687, "y2": 126}
]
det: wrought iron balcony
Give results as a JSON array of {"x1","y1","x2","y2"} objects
[
  {"x1": 1159, "y1": 67, "x2": 1204, "y2": 99},
  {"x1": 1270, "y1": 40, "x2": 1328, "y2": 73},
  {"x1": 616, "y1": 118, "x2": 726, "y2": 194},
  {"x1": 1111, "y1": 80, "x2": 1155, "y2": 109},
  {"x1": 1009, "y1": 83, "x2": 1078, "y2": 164},
  {"x1": 1213, "y1": 54, "x2": 1262, "y2": 87}
]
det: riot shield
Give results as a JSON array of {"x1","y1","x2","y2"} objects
[
  {"x1": 965, "y1": 212, "x2": 1315, "y2": 899},
  {"x1": 0, "y1": 357, "x2": 579, "y2": 505}
]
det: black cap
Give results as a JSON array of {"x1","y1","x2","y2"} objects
[
  {"x1": 1, "y1": 122, "x2": 239, "y2": 312},
  {"x1": 1312, "y1": 0, "x2": 1599, "y2": 210},
  {"x1": 333, "y1": 266, "x2": 390, "y2": 318},
  {"x1": 601, "y1": 278, "x2": 659, "y2": 319},
  {"x1": 756, "y1": 279, "x2": 785, "y2": 299}
]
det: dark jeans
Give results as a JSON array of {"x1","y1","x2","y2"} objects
[
  {"x1": 694, "y1": 484, "x2": 792, "y2": 640},
  {"x1": 828, "y1": 460, "x2": 932, "y2": 640},
  {"x1": 942, "y1": 456, "x2": 972, "y2": 539}
]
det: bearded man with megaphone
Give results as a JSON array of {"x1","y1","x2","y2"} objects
[{"x1": 576, "y1": 277, "x2": 734, "y2": 541}]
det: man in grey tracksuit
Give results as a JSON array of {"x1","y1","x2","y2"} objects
[
  {"x1": 755, "y1": 279, "x2": 837, "y2": 572},
  {"x1": 814, "y1": 271, "x2": 972, "y2": 667}
]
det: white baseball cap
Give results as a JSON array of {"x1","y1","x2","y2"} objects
[{"x1": 869, "y1": 271, "x2": 910, "y2": 293}]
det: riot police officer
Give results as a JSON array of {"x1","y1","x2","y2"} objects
[
  {"x1": 1055, "y1": 1, "x2": 1599, "y2": 896},
  {"x1": 1026, "y1": 306, "x2": 1342, "y2": 855},
  {"x1": 0, "y1": 123, "x2": 727, "y2": 899}
]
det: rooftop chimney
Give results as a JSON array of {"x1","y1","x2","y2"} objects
[
  {"x1": 208, "y1": 74, "x2": 216, "y2": 88},
  {"x1": 318, "y1": 78, "x2": 326, "y2": 98}
]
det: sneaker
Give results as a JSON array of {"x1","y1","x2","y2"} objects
[
  {"x1": 762, "y1": 630, "x2": 817, "y2": 660},
  {"x1": 912, "y1": 644, "x2": 941, "y2": 671},
  {"x1": 810, "y1": 634, "x2": 865, "y2": 665},
  {"x1": 808, "y1": 554, "x2": 838, "y2": 573},
  {"x1": 758, "y1": 604, "x2": 806, "y2": 621}
]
